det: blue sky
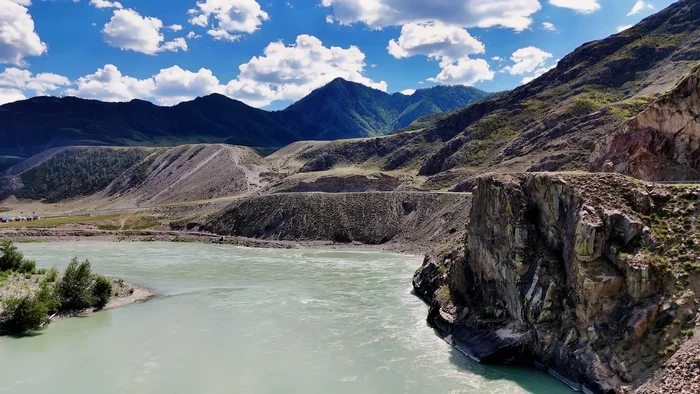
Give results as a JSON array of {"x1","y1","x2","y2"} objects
[{"x1": 0, "y1": 0, "x2": 677, "y2": 109}]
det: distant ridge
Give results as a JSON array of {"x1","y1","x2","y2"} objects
[{"x1": 0, "y1": 80, "x2": 488, "y2": 158}]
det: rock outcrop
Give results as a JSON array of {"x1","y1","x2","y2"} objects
[
  {"x1": 203, "y1": 192, "x2": 471, "y2": 248},
  {"x1": 413, "y1": 173, "x2": 700, "y2": 393},
  {"x1": 592, "y1": 65, "x2": 700, "y2": 181}
]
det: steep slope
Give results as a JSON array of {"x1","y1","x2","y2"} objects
[
  {"x1": 0, "y1": 147, "x2": 153, "y2": 202},
  {"x1": 94, "y1": 144, "x2": 266, "y2": 207},
  {"x1": 285, "y1": 78, "x2": 489, "y2": 138},
  {"x1": 0, "y1": 94, "x2": 324, "y2": 158},
  {"x1": 592, "y1": 64, "x2": 700, "y2": 181},
  {"x1": 413, "y1": 172, "x2": 700, "y2": 393},
  {"x1": 289, "y1": 0, "x2": 700, "y2": 189},
  {"x1": 0, "y1": 144, "x2": 270, "y2": 208}
]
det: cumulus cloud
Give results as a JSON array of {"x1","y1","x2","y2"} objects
[
  {"x1": 58, "y1": 35, "x2": 384, "y2": 108},
  {"x1": 627, "y1": 1, "x2": 654, "y2": 16},
  {"x1": 504, "y1": 46, "x2": 553, "y2": 75},
  {"x1": 0, "y1": 67, "x2": 71, "y2": 104},
  {"x1": 89, "y1": 0, "x2": 123, "y2": 9},
  {"x1": 102, "y1": 9, "x2": 188, "y2": 55},
  {"x1": 151, "y1": 66, "x2": 225, "y2": 105},
  {"x1": 66, "y1": 64, "x2": 155, "y2": 102},
  {"x1": 321, "y1": 0, "x2": 541, "y2": 31},
  {"x1": 386, "y1": 21, "x2": 490, "y2": 88},
  {"x1": 0, "y1": 87, "x2": 25, "y2": 105},
  {"x1": 186, "y1": 31, "x2": 202, "y2": 39},
  {"x1": 167, "y1": 24, "x2": 183, "y2": 32},
  {"x1": 188, "y1": 0, "x2": 269, "y2": 41},
  {"x1": 617, "y1": 24, "x2": 633, "y2": 32},
  {"x1": 542, "y1": 22, "x2": 556, "y2": 31},
  {"x1": 0, "y1": 0, "x2": 48, "y2": 65},
  {"x1": 428, "y1": 58, "x2": 494, "y2": 86},
  {"x1": 387, "y1": 22, "x2": 484, "y2": 62},
  {"x1": 549, "y1": 0, "x2": 600, "y2": 13},
  {"x1": 400, "y1": 89, "x2": 415, "y2": 95},
  {"x1": 227, "y1": 34, "x2": 386, "y2": 106}
]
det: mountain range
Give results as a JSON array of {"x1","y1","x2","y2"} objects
[{"x1": 0, "y1": 80, "x2": 488, "y2": 159}]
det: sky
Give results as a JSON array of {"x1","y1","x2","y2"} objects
[{"x1": 0, "y1": 0, "x2": 678, "y2": 110}]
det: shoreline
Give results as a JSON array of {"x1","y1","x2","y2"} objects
[
  {"x1": 49, "y1": 282, "x2": 154, "y2": 323},
  {"x1": 0, "y1": 227, "x2": 429, "y2": 255}
]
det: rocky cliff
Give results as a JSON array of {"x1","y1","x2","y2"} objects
[
  {"x1": 592, "y1": 65, "x2": 700, "y2": 181},
  {"x1": 413, "y1": 173, "x2": 700, "y2": 393},
  {"x1": 202, "y1": 192, "x2": 471, "y2": 249}
]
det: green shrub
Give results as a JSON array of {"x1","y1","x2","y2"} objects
[
  {"x1": 18, "y1": 259, "x2": 36, "y2": 274},
  {"x1": 36, "y1": 282, "x2": 62, "y2": 315},
  {"x1": 45, "y1": 267, "x2": 59, "y2": 283},
  {"x1": 56, "y1": 258, "x2": 95, "y2": 310},
  {"x1": 92, "y1": 276, "x2": 113, "y2": 309},
  {"x1": 0, "y1": 296, "x2": 49, "y2": 335},
  {"x1": 0, "y1": 239, "x2": 23, "y2": 271}
]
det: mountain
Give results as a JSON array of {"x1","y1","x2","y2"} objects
[
  {"x1": 289, "y1": 0, "x2": 700, "y2": 188},
  {"x1": 285, "y1": 78, "x2": 489, "y2": 138},
  {"x1": 0, "y1": 94, "x2": 325, "y2": 158},
  {"x1": 0, "y1": 80, "x2": 487, "y2": 159}
]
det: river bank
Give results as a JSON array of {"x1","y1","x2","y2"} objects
[{"x1": 0, "y1": 227, "x2": 431, "y2": 255}]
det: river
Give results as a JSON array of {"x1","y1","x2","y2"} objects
[{"x1": 0, "y1": 242, "x2": 572, "y2": 394}]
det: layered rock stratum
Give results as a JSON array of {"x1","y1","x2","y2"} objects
[{"x1": 413, "y1": 173, "x2": 700, "y2": 393}]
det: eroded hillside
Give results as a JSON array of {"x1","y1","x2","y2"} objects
[
  {"x1": 592, "y1": 64, "x2": 700, "y2": 181},
  {"x1": 283, "y1": 0, "x2": 700, "y2": 190}
]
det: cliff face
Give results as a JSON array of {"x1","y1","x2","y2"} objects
[
  {"x1": 592, "y1": 65, "x2": 700, "y2": 181},
  {"x1": 413, "y1": 173, "x2": 700, "y2": 393},
  {"x1": 203, "y1": 192, "x2": 471, "y2": 248}
]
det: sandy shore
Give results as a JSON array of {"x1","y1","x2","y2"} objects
[{"x1": 50, "y1": 281, "x2": 154, "y2": 322}]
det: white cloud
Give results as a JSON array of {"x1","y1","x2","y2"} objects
[
  {"x1": 161, "y1": 37, "x2": 188, "y2": 52},
  {"x1": 400, "y1": 89, "x2": 415, "y2": 95},
  {"x1": 89, "y1": 0, "x2": 123, "y2": 9},
  {"x1": 542, "y1": 22, "x2": 556, "y2": 31},
  {"x1": 627, "y1": 1, "x2": 654, "y2": 16},
  {"x1": 167, "y1": 24, "x2": 183, "y2": 32},
  {"x1": 207, "y1": 28, "x2": 240, "y2": 42},
  {"x1": 188, "y1": 0, "x2": 270, "y2": 41},
  {"x1": 102, "y1": 9, "x2": 188, "y2": 55},
  {"x1": 227, "y1": 34, "x2": 386, "y2": 106},
  {"x1": 66, "y1": 64, "x2": 156, "y2": 102},
  {"x1": 321, "y1": 0, "x2": 541, "y2": 31},
  {"x1": 387, "y1": 22, "x2": 484, "y2": 63},
  {"x1": 0, "y1": 67, "x2": 70, "y2": 104},
  {"x1": 60, "y1": 35, "x2": 385, "y2": 108},
  {"x1": 7, "y1": 0, "x2": 32, "y2": 5},
  {"x1": 521, "y1": 63, "x2": 557, "y2": 84},
  {"x1": 186, "y1": 31, "x2": 202, "y2": 39},
  {"x1": 549, "y1": 0, "x2": 600, "y2": 13},
  {"x1": 504, "y1": 46, "x2": 553, "y2": 75},
  {"x1": 152, "y1": 66, "x2": 225, "y2": 105},
  {"x1": 0, "y1": 0, "x2": 48, "y2": 66},
  {"x1": 387, "y1": 21, "x2": 490, "y2": 88},
  {"x1": 491, "y1": 56, "x2": 503, "y2": 61},
  {"x1": 427, "y1": 58, "x2": 494, "y2": 86},
  {"x1": 617, "y1": 24, "x2": 633, "y2": 32},
  {"x1": 325, "y1": 15, "x2": 334, "y2": 24},
  {"x1": 0, "y1": 87, "x2": 25, "y2": 105}
]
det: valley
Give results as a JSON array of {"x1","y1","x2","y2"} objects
[{"x1": 1, "y1": 0, "x2": 700, "y2": 393}]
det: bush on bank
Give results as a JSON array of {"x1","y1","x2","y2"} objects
[{"x1": 0, "y1": 240, "x2": 117, "y2": 335}]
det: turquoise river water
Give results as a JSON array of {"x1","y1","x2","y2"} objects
[{"x1": 0, "y1": 242, "x2": 573, "y2": 394}]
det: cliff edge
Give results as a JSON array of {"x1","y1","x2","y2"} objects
[{"x1": 413, "y1": 172, "x2": 700, "y2": 393}]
